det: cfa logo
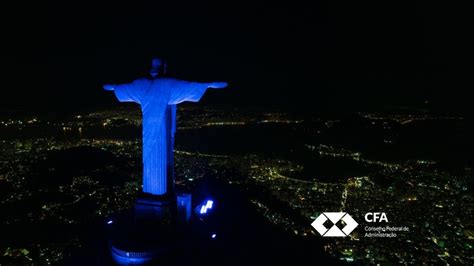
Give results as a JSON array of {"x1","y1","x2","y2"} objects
[
  {"x1": 311, "y1": 212, "x2": 358, "y2": 237},
  {"x1": 365, "y1": 212, "x2": 388, "y2": 222}
]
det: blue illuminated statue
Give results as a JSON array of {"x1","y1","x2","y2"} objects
[{"x1": 104, "y1": 58, "x2": 227, "y2": 196}]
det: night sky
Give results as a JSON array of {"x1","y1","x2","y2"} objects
[{"x1": 4, "y1": 2, "x2": 473, "y2": 112}]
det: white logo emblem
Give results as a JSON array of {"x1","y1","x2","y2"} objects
[{"x1": 311, "y1": 212, "x2": 358, "y2": 237}]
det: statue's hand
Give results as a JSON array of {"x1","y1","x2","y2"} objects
[
  {"x1": 103, "y1": 84, "x2": 115, "y2": 91},
  {"x1": 208, "y1": 82, "x2": 228, "y2": 89}
]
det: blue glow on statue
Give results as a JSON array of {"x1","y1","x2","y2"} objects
[{"x1": 104, "y1": 59, "x2": 227, "y2": 195}]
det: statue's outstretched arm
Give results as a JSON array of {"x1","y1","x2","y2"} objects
[
  {"x1": 103, "y1": 81, "x2": 139, "y2": 91},
  {"x1": 168, "y1": 80, "x2": 227, "y2": 104},
  {"x1": 207, "y1": 82, "x2": 228, "y2": 89},
  {"x1": 102, "y1": 80, "x2": 146, "y2": 104},
  {"x1": 103, "y1": 84, "x2": 115, "y2": 91}
]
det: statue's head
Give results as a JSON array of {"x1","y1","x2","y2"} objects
[{"x1": 149, "y1": 58, "x2": 167, "y2": 78}]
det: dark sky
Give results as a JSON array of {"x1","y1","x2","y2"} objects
[{"x1": 4, "y1": 1, "x2": 473, "y2": 112}]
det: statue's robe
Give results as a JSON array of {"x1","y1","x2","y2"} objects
[{"x1": 110, "y1": 78, "x2": 209, "y2": 195}]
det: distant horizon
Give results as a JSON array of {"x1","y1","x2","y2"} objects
[{"x1": 1, "y1": 102, "x2": 472, "y2": 120}]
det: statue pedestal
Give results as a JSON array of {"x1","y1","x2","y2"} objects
[
  {"x1": 108, "y1": 192, "x2": 192, "y2": 265},
  {"x1": 134, "y1": 192, "x2": 177, "y2": 222}
]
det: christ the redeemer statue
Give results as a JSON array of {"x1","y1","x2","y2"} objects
[{"x1": 104, "y1": 58, "x2": 227, "y2": 196}]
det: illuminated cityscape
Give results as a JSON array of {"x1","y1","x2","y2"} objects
[{"x1": 0, "y1": 106, "x2": 472, "y2": 264}]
